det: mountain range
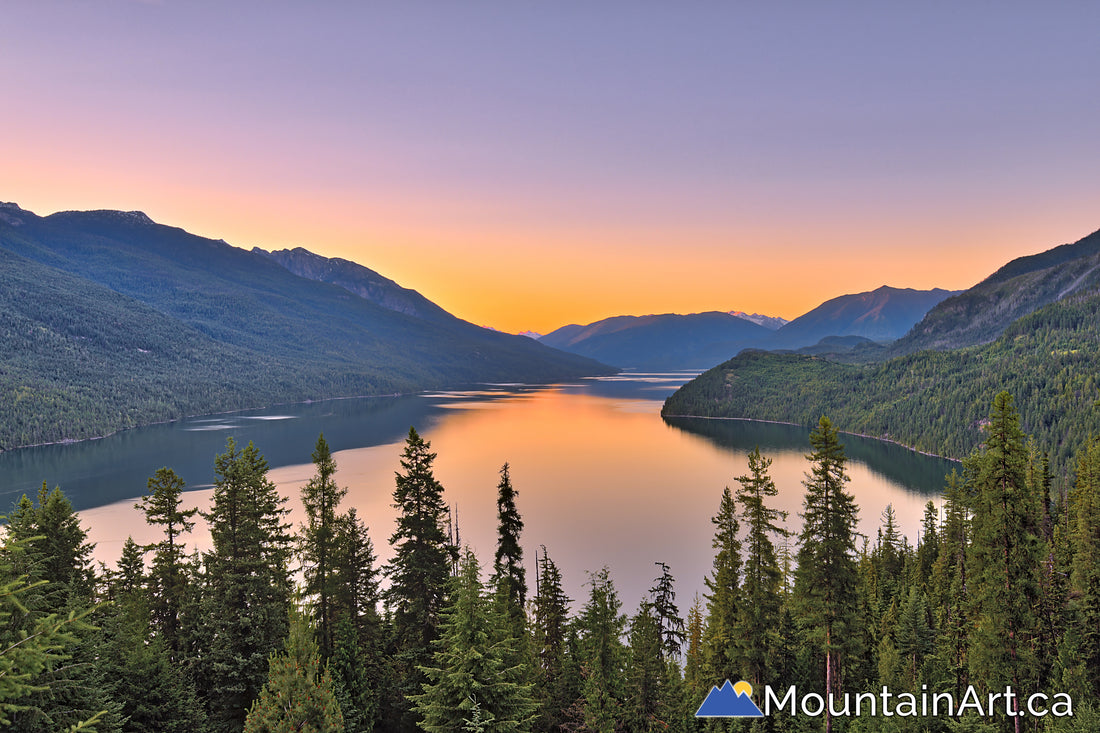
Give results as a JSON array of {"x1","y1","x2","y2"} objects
[
  {"x1": 0, "y1": 203, "x2": 610, "y2": 451},
  {"x1": 663, "y1": 226, "x2": 1100, "y2": 471},
  {"x1": 539, "y1": 286, "x2": 959, "y2": 369}
]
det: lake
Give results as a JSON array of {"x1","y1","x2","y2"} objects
[{"x1": 1, "y1": 373, "x2": 958, "y2": 611}]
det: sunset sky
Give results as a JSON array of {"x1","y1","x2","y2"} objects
[{"x1": 3, "y1": 3, "x2": 1098, "y2": 334}]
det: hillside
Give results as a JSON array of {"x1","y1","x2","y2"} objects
[
  {"x1": 539, "y1": 312, "x2": 775, "y2": 370},
  {"x1": 663, "y1": 290, "x2": 1100, "y2": 474},
  {"x1": 889, "y1": 228, "x2": 1100, "y2": 354},
  {"x1": 0, "y1": 203, "x2": 611, "y2": 451}
]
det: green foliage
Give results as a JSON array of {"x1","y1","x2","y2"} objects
[
  {"x1": 138, "y1": 467, "x2": 197, "y2": 655},
  {"x1": 243, "y1": 604, "x2": 345, "y2": 733},
  {"x1": 300, "y1": 434, "x2": 348, "y2": 661},
  {"x1": 967, "y1": 393, "x2": 1042, "y2": 699},
  {"x1": 791, "y1": 417, "x2": 861, "y2": 711},
  {"x1": 411, "y1": 548, "x2": 535, "y2": 733},
  {"x1": 0, "y1": 211, "x2": 611, "y2": 452},
  {"x1": 733, "y1": 447, "x2": 788, "y2": 690},
  {"x1": 663, "y1": 291, "x2": 1100, "y2": 476},
  {"x1": 198, "y1": 437, "x2": 293, "y2": 733},
  {"x1": 576, "y1": 567, "x2": 627, "y2": 733},
  {"x1": 701, "y1": 485, "x2": 741, "y2": 685},
  {"x1": 383, "y1": 427, "x2": 454, "y2": 731}
]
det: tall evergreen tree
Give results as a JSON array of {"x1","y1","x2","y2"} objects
[
  {"x1": 138, "y1": 466, "x2": 198, "y2": 656},
  {"x1": 649, "y1": 562, "x2": 685, "y2": 661},
  {"x1": 791, "y1": 416, "x2": 860, "y2": 733},
  {"x1": 383, "y1": 427, "x2": 453, "y2": 731},
  {"x1": 329, "y1": 507, "x2": 385, "y2": 732},
  {"x1": 701, "y1": 485, "x2": 740, "y2": 685},
  {"x1": 733, "y1": 446, "x2": 788, "y2": 690},
  {"x1": 576, "y1": 567, "x2": 627, "y2": 733},
  {"x1": 412, "y1": 548, "x2": 535, "y2": 733},
  {"x1": 967, "y1": 392, "x2": 1042, "y2": 727},
  {"x1": 624, "y1": 602, "x2": 666, "y2": 733},
  {"x1": 530, "y1": 548, "x2": 575, "y2": 733},
  {"x1": 493, "y1": 463, "x2": 527, "y2": 614},
  {"x1": 1066, "y1": 435, "x2": 1100, "y2": 695},
  {"x1": 300, "y1": 433, "x2": 348, "y2": 661},
  {"x1": 199, "y1": 437, "x2": 293, "y2": 733},
  {"x1": 243, "y1": 604, "x2": 345, "y2": 733}
]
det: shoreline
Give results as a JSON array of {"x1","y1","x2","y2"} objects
[{"x1": 661, "y1": 412, "x2": 961, "y2": 463}]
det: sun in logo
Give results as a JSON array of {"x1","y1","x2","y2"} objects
[{"x1": 734, "y1": 681, "x2": 753, "y2": 698}]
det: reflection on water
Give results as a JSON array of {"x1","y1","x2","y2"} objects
[{"x1": 4, "y1": 373, "x2": 955, "y2": 609}]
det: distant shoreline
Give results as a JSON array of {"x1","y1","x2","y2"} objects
[{"x1": 661, "y1": 412, "x2": 961, "y2": 463}]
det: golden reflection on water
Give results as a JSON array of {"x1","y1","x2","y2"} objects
[{"x1": 82, "y1": 383, "x2": 935, "y2": 611}]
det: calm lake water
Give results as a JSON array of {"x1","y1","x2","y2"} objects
[{"x1": 1, "y1": 373, "x2": 957, "y2": 610}]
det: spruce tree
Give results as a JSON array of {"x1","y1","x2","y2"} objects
[
  {"x1": 383, "y1": 427, "x2": 453, "y2": 731},
  {"x1": 576, "y1": 567, "x2": 627, "y2": 733},
  {"x1": 243, "y1": 604, "x2": 345, "y2": 733},
  {"x1": 733, "y1": 446, "x2": 788, "y2": 690},
  {"x1": 649, "y1": 562, "x2": 685, "y2": 661},
  {"x1": 300, "y1": 433, "x2": 348, "y2": 661},
  {"x1": 530, "y1": 548, "x2": 575, "y2": 733},
  {"x1": 492, "y1": 463, "x2": 527, "y2": 635},
  {"x1": 1, "y1": 485, "x2": 123, "y2": 732},
  {"x1": 967, "y1": 392, "x2": 1041, "y2": 725},
  {"x1": 701, "y1": 485, "x2": 740, "y2": 685},
  {"x1": 199, "y1": 437, "x2": 293, "y2": 733},
  {"x1": 411, "y1": 548, "x2": 535, "y2": 732},
  {"x1": 138, "y1": 466, "x2": 198, "y2": 656},
  {"x1": 624, "y1": 602, "x2": 666, "y2": 732},
  {"x1": 791, "y1": 416, "x2": 860, "y2": 733}
]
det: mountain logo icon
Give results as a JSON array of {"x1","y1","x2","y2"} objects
[{"x1": 695, "y1": 679, "x2": 765, "y2": 717}]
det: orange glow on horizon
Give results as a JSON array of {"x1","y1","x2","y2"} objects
[{"x1": 4, "y1": 170, "x2": 1097, "y2": 335}]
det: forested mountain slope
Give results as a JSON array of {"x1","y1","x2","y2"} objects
[
  {"x1": 663, "y1": 290, "x2": 1100, "y2": 474},
  {"x1": 889, "y1": 227, "x2": 1100, "y2": 354},
  {"x1": 0, "y1": 203, "x2": 611, "y2": 450}
]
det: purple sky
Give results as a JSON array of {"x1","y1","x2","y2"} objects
[{"x1": 3, "y1": 2, "x2": 1098, "y2": 332}]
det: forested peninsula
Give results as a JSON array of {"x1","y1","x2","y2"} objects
[{"x1": 663, "y1": 241, "x2": 1100, "y2": 477}]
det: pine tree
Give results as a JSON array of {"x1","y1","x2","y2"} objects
[
  {"x1": 411, "y1": 548, "x2": 535, "y2": 732},
  {"x1": 383, "y1": 427, "x2": 454, "y2": 731},
  {"x1": 649, "y1": 562, "x2": 685, "y2": 661},
  {"x1": 1064, "y1": 435, "x2": 1100, "y2": 694},
  {"x1": 138, "y1": 466, "x2": 198, "y2": 656},
  {"x1": 199, "y1": 437, "x2": 293, "y2": 733},
  {"x1": 100, "y1": 547, "x2": 206, "y2": 733},
  {"x1": 930, "y1": 467, "x2": 972, "y2": 701},
  {"x1": 701, "y1": 485, "x2": 740, "y2": 685},
  {"x1": 967, "y1": 392, "x2": 1042, "y2": 726},
  {"x1": 0, "y1": 523, "x2": 102, "y2": 728},
  {"x1": 300, "y1": 434, "x2": 348, "y2": 661},
  {"x1": 624, "y1": 602, "x2": 666, "y2": 732},
  {"x1": 791, "y1": 416, "x2": 860, "y2": 733},
  {"x1": 733, "y1": 446, "x2": 788, "y2": 690},
  {"x1": 1, "y1": 485, "x2": 123, "y2": 732},
  {"x1": 576, "y1": 567, "x2": 627, "y2": 733},
  {"x1": 530, "y1": 548, "x2": 575, "y2": 733},
  {"x1": 493, "y1": 463, "x2": 527, "y2": 614},
  {"x1": 243, "y1": 604, "x2": 345, "y2": 733},
  {"x1": 330, "y1": 508, "x2": 384, "y2": 732}
]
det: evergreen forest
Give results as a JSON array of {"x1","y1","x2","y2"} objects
[{"x1": 3, "y1": 392, "x2": 1100, "y2": 732}]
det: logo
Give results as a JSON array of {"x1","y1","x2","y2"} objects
[{"x1": 696, "y1": 680, "x2": 765, "y2": 718}]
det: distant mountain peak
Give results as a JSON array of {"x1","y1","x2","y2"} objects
[
  {"x1": 55, "y1": 209, "x2": 155, "y2": 226},
  {"x1": 728, "y1": 311, "x2": 789, "y2": 330},
  {"x1": 0, "y1": 202, "x2": 30, "y2": 226}
]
